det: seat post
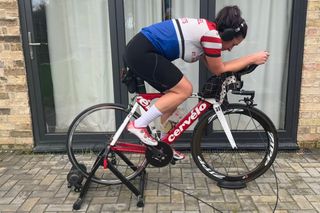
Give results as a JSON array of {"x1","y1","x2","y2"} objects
[{"x1": 136, "y1": 77, "x2": 146, "y2": 94}]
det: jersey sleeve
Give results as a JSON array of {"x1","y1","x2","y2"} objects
[{"x1": 200, "y1": 30, "x2": 222, "y2": 57}]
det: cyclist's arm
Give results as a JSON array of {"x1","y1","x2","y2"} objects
[
  {"x1": 203, "y1": 51, "x2": 269, "y2": 76},
  {"x1": 204, "y1": 55, "x2": 256, "y2": 76}
]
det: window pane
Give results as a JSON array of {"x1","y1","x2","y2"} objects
[
  {"x1": 32, "y1": 0, "x2": 114, "y2": 132},
  {"x1": 216, "y1": 1, "x2": 293, "y2": 129},
  {"x1": 124, "y1": 0, "x2": 162, "y2": 42}
]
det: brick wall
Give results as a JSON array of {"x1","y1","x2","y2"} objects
[
  {"x1": 298, "y1": 0, "x2": 320, "y2": 148},
  {"x1": 0, "y1": 0, "x2": 33, "y2": 150}
]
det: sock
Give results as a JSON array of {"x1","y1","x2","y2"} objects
[{"x1": 135, "y1": 105, "x2": 163, "y2": 127}]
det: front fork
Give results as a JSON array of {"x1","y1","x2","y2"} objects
[{"x1": 212, "y1": 102, "x2": 237, "y2": 149}]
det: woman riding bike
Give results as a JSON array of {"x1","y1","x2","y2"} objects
[{"x1": 124, "y1": 5, "x2": 270, "y2": 160}]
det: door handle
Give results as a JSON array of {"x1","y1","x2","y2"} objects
[
  {"x1": 28, "y1": 32, "x2": 47, "y2": 59},
  {"x1": 29, "y1": 42, "x2": 41, "y2": 46},
  {"x1": 28, "y1": 32, "x2": 36, "y2": 60}
]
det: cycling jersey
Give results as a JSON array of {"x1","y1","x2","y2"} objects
[{"x1": 141, "y1": 18, "x2": 222, "y2": 63}]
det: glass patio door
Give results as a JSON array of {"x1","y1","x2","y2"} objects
[
  {"x1": 19, "y1": 0, "x2": 305, "y2": 150},
  {"x1": 24, "y1": 0, "x2": 114, "y2": 136}
]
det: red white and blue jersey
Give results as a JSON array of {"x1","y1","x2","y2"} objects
[{"x1": 141, "y1": 18, "x2": 222, "y2": 63}]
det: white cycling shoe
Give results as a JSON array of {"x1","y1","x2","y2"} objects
[
  {"x1": 172, "y1": 149, "x2": 185, "y2": 160},
  {"x1": 127, "y1": 121, "x2": 158, "y2": 146},
  {"x1": 161, "y1": 133, "x2": 186, "y2": 160},
  {"x1": 127, "y1": 121, "x2": 185, "y2": 160}
]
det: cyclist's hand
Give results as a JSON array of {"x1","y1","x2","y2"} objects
[{"x1": 252, "y1": 51, "x2": 269, "y2": 65}]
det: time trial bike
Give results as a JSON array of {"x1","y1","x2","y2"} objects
[{"x1": 66, "y1": 64, "x2": 278, "y2": 188}]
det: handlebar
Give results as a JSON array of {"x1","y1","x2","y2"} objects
[
  {"x1": 228, "y1": 64, "x2": 259, "y2": 92},
  {"x1": 200, "y1": 64, "x2": 260, "y2": 103}
]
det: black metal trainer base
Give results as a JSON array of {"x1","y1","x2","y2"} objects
[{"x1": 67, "y1": 147, "x2": 147, "y2": 210}]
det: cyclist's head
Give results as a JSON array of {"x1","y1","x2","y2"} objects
[{"x1": 215, "y1": 5, "x2": 247, "y2": 42}]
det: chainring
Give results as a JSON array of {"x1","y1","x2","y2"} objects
[{"x1": 145, "y1": 142, "x2": 173, "y2": 167}]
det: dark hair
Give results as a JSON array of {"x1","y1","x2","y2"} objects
[{"x1": 215, "y1": 5, "x2": 247, "y2": 39}]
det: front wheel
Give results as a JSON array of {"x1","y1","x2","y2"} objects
[{"x1": 191, "y1": 103, "x2": 278, "y2": 183}]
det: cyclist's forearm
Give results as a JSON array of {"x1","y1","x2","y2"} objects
[
  {"x1": 204, "y1": 54, "x2": 255, "y2": 76},
  {"x1": 223, "y1": 54, "x2": 256, "y2": 72},
  {"x1": 205, "y1": 51, "x2": 270, "y2": 75}
]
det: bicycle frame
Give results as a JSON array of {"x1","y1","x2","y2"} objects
[{"x1": 110, "y1": 92, "x2": 237, "y2": 153}]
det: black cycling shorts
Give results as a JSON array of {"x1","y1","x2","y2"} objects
[{"x1": 124, "y1": 33, "x2": 183, "y2": 93}]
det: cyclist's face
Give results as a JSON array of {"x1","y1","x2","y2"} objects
[{"x1": 222, "y1": 36, "x2": 244, "y2": 51}]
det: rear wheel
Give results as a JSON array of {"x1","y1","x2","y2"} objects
[
  {"x1": 66, "y1": 103, "x2": 148, "y2": 185},
  {"x1": 191, "y1": 103, "x2": 278, "y2": 183}
]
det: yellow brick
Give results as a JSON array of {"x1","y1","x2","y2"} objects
[
  {"x1": 0, "y1": 137, "x2": 11, "y2": 144},
  {"x1": 15, "y1": 137, "x2": 34, "y2": 145},
  {"x1": 299, "y1": 119, "x2": 320, "y2": 126},
  {"x1": 308, "y1": 1, "x2": 320, "y2": 11},
  {"x1": 298, "y1": 134, "x2": 320, "y2": 142},
  {"x1": 7, "y1": 115, "x2": 30, "y2": 123},
  {"x1": 0, "y1": 121, "x2": 14, "y2": 130},
  {"x1": 10, "y1": 107, "x2": 30, "y2": 115},
  {"x1": 300, "y1": 87, "x2": 320, "y2": 95},
  {"x1": 0, "y1": 99, "x2": 11, "y2": 107},
  {"x1": 300, "y1": 103, "x2": 320, "y2": 111},
  {"x1": 6, "y1": 75, "x2": 26, "y2": 85},
  {"x1": 0, "y1": 130, "x2": 9, "y2": 137}
]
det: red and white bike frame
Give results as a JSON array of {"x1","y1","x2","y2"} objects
[
  {"x1": 110, "y1": 93, "x2": 237, "y2": 153},
  {"x1": 137, "y1": 93, "x2": 215, "y2": 142}
]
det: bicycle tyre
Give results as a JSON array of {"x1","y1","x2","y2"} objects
[
  {"x1": 67, "y1": 103, "x2": 148, "y2": 185},
  {"x1": 191, "y1": 103, "x2": 278, "y2": 183}
]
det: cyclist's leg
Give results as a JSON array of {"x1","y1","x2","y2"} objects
[
  {"x1": 153, "y1": 76, "x2": 192, "y2": 113},
  {"x1": 125, "y1": 33, "x2": 191, "y2": 159},
  {"x1": 160, "y1": 107, "x2": 176, "y2": 125},
  {"x1": 154, "y1": 78, "x2": 192, "y2": 160},
  {"x1": 159, "y1": 107, "x2": 176, "y2": 138},
  {"x1": 125, "y1": 33, "x2": 189, "y2": 134},
  {"x1": 125, "y1": 33, "x2": 164, "y2": 145}
]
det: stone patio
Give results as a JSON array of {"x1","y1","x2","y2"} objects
[{"x1": 0, "y1": 149, "x2": 319, "y2": 212}]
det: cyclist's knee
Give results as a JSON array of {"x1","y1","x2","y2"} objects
[
  {"x1": 173, "y1": 77, "x2": 193, "y2": 98},
  {"x1": 180, "y1": 81, "x2": 193, "y2": 99},
  {"x1": 178, "y1": 77, "x2": 193, "y2": 99}
]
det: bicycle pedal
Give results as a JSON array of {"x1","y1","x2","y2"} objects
[{"x1": 170, "y1": 159, "x2": 176, "y2": 165}]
